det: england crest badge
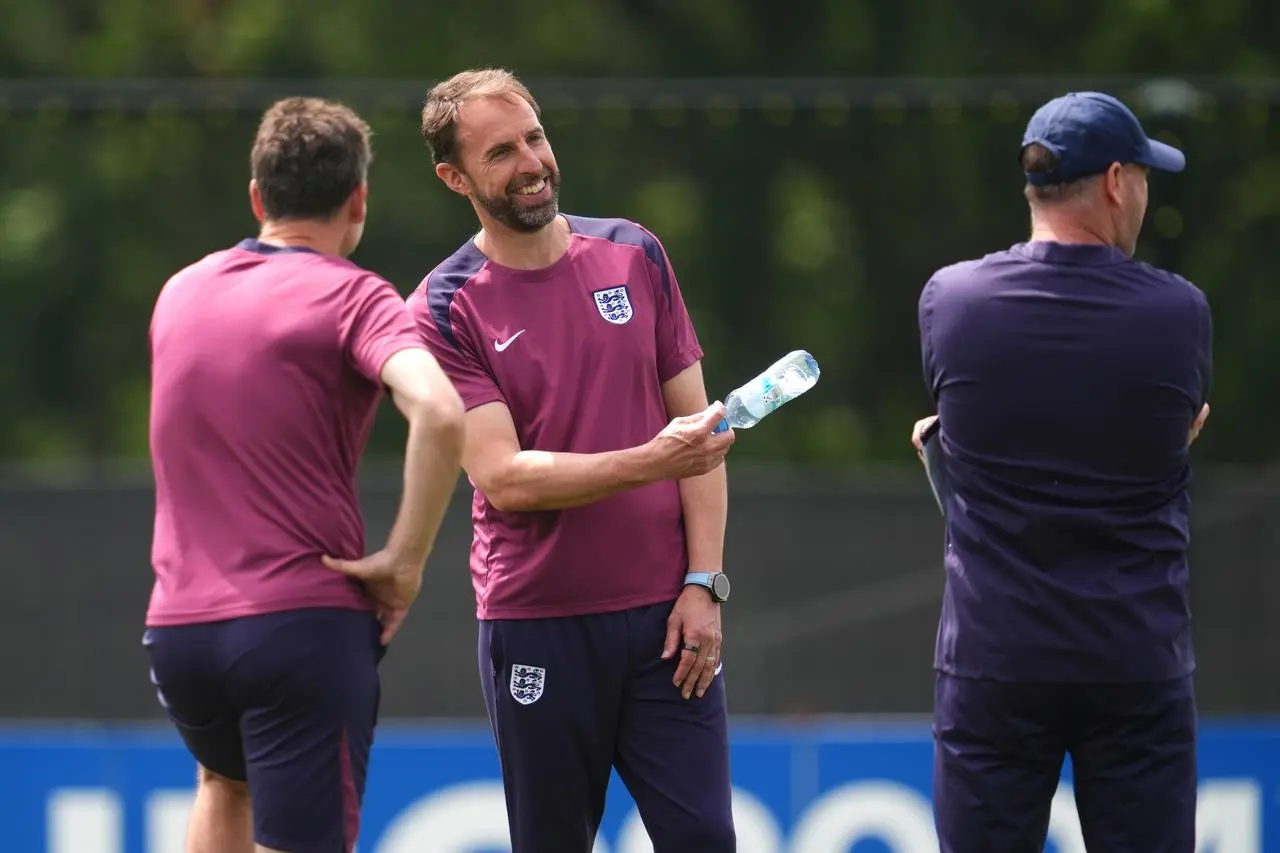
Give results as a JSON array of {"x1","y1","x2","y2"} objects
[
  {"x1": 509, "y1": 664, "x2": 546, "y2": 705},
  {"x1": 592, "y1": 285, "x2": 633, "y2": 325}
]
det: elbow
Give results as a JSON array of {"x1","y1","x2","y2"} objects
[
  {"x1": 483, "y1": 483, "x2": 534, "y2": 513},
  {"x1": 407, "y1": 389, "x2": 466, "y2": 450},
  {"x1": 477, "y1": 471, "x2": 542, "y2": 513}
]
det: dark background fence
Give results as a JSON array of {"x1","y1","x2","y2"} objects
[{"x1": 4, "y1": 467, "x2": 1277, "y2": 721}]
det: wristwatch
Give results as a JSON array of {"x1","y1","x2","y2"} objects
[{"x1": 684, "y1": 571, "x2": 731, "y2": 603}]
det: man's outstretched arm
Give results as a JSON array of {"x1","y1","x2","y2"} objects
[{"x1": 463, "y1": 398, "x2": 732, "y2": 513}]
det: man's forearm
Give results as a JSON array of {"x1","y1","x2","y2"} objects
[
  {"x1": 489, "y1": 446, "x2": 659, "y2": 512},
  {"x1": 385, "y1": 403, "x2": 465, "y2": 568},
  {"x1": 678, "y1": 463, "x2": 728, "y2": 576}
]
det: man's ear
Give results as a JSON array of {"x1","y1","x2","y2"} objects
[
  {"x1": 1103, "y1": 162, "x2": 1125, "y2": 205},
  {"x1": 436, "y1": 162, "x2": 471, "y2": 198},
  {"x1": 348, "y1": 182, "x2": 368, "y2": 224},
  {"x1": 249, "y1": 180, "x2": 267, "y2": 223}
]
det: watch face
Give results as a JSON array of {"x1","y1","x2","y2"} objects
[{"x1": 711, "y1": 573, "x2": 731, "y2": 601}]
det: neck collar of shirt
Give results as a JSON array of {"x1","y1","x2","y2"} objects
[
  {"x1": 1011, "y1": 241, "x2": 1130, "y2": 267},
  {"x1": 235, "y1": 238, "x2": 322, "y2": 256},
  {"x1": 472, "y1": 220, "x2": 582, "y2": 282}
]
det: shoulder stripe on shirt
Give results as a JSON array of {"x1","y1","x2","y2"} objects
[
  {"x1": 566, "y1": 215, "x2": 672, "y2": 302},
  {"x1": 424, "y1": 241, "x2": 488, "y2": 352}
]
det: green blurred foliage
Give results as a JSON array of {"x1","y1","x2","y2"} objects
[{"x1": 0, "y1": 0, "x2": 1278, "y2": 471}]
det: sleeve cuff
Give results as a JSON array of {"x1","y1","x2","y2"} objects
[{"x1": 659, "y1": 345, "x2": 705, "y2": 384}]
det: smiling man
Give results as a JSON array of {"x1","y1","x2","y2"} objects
[{"x1": 405, "y1": 68, "x2": 738, "y2": 853}]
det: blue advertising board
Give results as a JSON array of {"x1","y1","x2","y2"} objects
[{"x1": 0, "y1": 719, "x2": 1273, "y2": 852}]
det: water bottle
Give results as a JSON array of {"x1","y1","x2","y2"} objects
[{"x1": 712, "y1": 350, "x2": 821, "y2": 433}]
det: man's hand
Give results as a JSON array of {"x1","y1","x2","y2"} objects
[
  {"x1": 661, "y1": 584, "x2": 723, "y2": 700},
  {"x1": 322, "y1": 550, "x2": 423, "y2": 645},
  {"x1": 911, "y1": 414, "x2": 939, "y2": 459},
  {"x1": 649, "y1": 402, "x2": 736, "y2": 480},
  {"x1": 1190, "y1": 403, "x2": 1210, "y2": 445}
]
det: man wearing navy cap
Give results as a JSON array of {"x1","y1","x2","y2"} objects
[{"x1": 911, "y1": 91, "x2": 1213, "y2": 852}]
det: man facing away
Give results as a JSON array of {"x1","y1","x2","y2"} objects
[
  {"x1": 406, "y1": 68, "x2": 738, "y2": 852},
  {"x1": 144, "y1": 97, "x2": 465, "y2": 853},
  {"x1": 912, "y1": 91, "x2": 1213, "y2": 852}
]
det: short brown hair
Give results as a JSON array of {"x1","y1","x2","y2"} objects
[
  {"x1": 420, "y1": 69, "x2": 540, "y2": 165},
  {"x1": 250, "y1": 97, "x2": 372, "y2": 221},
  {"x1": 1020, "y1": 142, "x2": 1091, "y2": 204}
]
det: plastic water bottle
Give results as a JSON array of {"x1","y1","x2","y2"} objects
[{"x1": 713, "y1": 350, "x2": 821, "y2": 433}]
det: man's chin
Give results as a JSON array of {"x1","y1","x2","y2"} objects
[
  {"x1": 510, "y1": 205, "x2": 559, "y2": 233},
  {"x1": 479, "y1": 194, "x2": 559, "y2": 234}
]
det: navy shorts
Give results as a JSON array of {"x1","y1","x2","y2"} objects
[
  {"x1": 479, "y1": 600, "x2": 736, "y2": 853},
  {"x1": 933, "y1": 672, "x2": 1197, "y2": 853},
  {"x1": 143, "y1": 607, "x2": 384, "y2": 853}
]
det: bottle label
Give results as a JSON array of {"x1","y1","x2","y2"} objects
[{"x1": 760, "y1": 377, "x2": 784, "y2": 413}]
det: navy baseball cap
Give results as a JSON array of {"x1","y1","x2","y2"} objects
[{"x1": 1021, "y1": 91, "x2": 1185, "y2": 186}]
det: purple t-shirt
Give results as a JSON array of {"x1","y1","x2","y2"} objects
[
  {"x1": 408, "y1": 216, "x2": 703, "y2": 620},
  {"x1": 919, "y1": 241, "x2": 1213, "y2": 682},
  {"x1": 146, "y1": 239, "x2": 424, "y2": 627}
]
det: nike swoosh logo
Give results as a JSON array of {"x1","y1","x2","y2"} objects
[
  {"x1": 714, "y1": 662, "x2": 723, "y2": 677},
  {"x1": 494, "y1": 330, "x2": 526, "y2": 352}
]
